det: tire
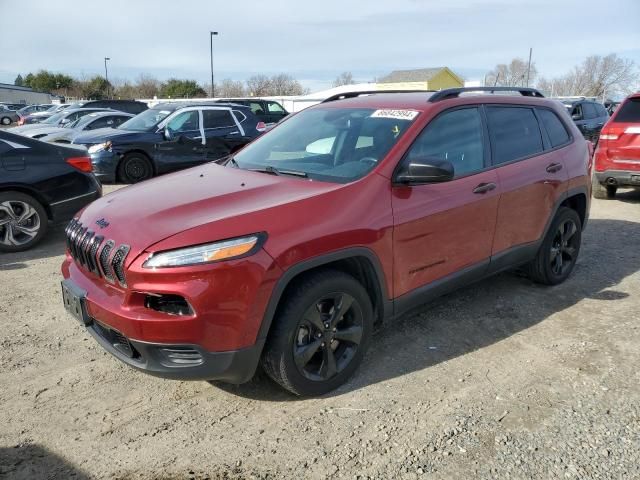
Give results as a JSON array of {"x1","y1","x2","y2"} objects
[
  {"x1": 525, "y1": 207, "x2": 582, "y2": 285},
  {"x1": 1, "y1": 117, "x2": 11, "y2": 126},
  {"x1": 117, "y1": 153, "x2": 153, "y2": 184},
  {"x1": 592, "y1": 175, "x2": 615, "y2": 199},
  {"x1": 0, "y1": 191, "x2": 48, "y2": 252},
  {"x1": 261, "y1": 269, "x2": 373, "y2": 396}
]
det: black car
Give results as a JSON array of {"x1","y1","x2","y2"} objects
[
  {"x1": 74, "y1": 99, "x2": 148, "y2": 115},
  {"x1": 559, "y1": 98, "x2": 609, "y2": 142},
  {"x1": 72, "y1": 102, "x2": 265, "y2": 183},
  {"x1": 214, "y1": 98, "x2": 288, "y2": 125},
  {"x1": 0, "y1": 131, "x2": 101, "y2": 252}
]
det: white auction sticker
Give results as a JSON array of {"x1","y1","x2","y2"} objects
[{"x1": 371, "y1": 109, "x2": 419, "y2": 121}]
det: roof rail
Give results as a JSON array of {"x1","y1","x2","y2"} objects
[
  {"x1": 428, "y1": 86, "x2": 544, "y2": 103},
  {"x1": 322, "y1": 89, "x2": 434, "y2": 103}
]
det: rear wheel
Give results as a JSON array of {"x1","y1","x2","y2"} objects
[
  {"x1": 526, "y1": 207, "x2": 581, "y2": 285},
  {"x1": 0, "y1": 192, "x2": 48, "y2": 252},
  {"x1": 1, "y1": 117, "x2": 11, "y2": 126},
  {"x1": 261, "y1": 270, "x2": 373, "y2": 396},
  {"x1": 117, "y1": 153, "x2": 153, "y2": 183}
]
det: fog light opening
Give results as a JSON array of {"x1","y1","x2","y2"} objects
[{"x1": 144, "y1": 294, "x2": 194, "y2": 316}]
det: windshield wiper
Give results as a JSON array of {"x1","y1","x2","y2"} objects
[{"x1": 249, "y1": 165, "x2": 308, "y2": 178}]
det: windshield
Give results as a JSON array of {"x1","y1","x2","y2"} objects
[
  {"x1": 46, "y1": 105, "x2": 61, "y2": 112},
  {"x1": 232, "y1": 107, "x2": 419, "y2": 183},
  {"x1": 43, "y1": 112, "x2": 67, "y2": 124},
  {"x1": 118, "y1": 108, "x2": 172, "y2": 132}
]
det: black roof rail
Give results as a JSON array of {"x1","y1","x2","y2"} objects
[
  {"x1": 322, "y1": 89, "x2": 434, "y2": 103},
  {"x1": 428, "y1": 86, "x2": 544, "y2": 103}
]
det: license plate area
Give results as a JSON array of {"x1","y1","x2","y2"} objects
[{"x1": 61, "y1": 280, "x2": 91, "y2": 326}]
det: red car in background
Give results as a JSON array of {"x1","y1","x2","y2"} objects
[{"x1": 593, "y1": 92, "x2": 640, "y2": 198}]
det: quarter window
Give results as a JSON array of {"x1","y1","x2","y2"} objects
[
  {"x1": 538, "y1": 109, "x2": 570, "y2": 148},
  {"x1": 202, "y1": 110, "x2": 235, "y2": 129},
  {"x1": 405, "y1": 107, "x2": 485, "y2": 177},
  {"x1": 486, "y1": 107, "x2": 544, "y2": 164}
]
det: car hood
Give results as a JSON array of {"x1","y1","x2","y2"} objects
[
  {"x1": 22, "y1": 126, "x2": 69, "y2": 138},
  {"x1": 73, "y1": 127, "x2": 144, "y2": 145},
  {"x1": 75, "y1": 163, "x2": 343, "y2": 266},
  {"x1": 8, "y1": 124, "x2": 56, "y2": 134}
]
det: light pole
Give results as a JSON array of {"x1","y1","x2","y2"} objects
[
  {"x1": 210, "y1": 31, "x2": 218, "y2": 98},
  {"x1": 104, "y1": 57, "x2": 110, "y2": 99}
]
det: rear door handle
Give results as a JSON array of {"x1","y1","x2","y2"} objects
[
  {"x1": 546, "y1": 163, "x2": 563, "y2": 173},
  {"x1": 472, "y1": 182, "x2": 496, "y2": 194}
]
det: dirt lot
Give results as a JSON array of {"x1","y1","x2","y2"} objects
[{"x1": 1, "y1": 185, "x2": 639, "y2": 479}]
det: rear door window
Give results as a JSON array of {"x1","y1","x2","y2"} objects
[
  {"x1": 486, "y1": 106, "x2": 544, "y2": 164},
  {"x1": 614, "y1": 98, "x2": 640, "y2": 123},
  {"x1": 537, "y1": 109, "x2": 571, "y2": 148},
  {"x1": 582, "y1": 103, "x2": 597, "y2": 120},
  {"x1": 595, "y1": 103, "x2": 608, "y2": 118},
  {"x1": 202, "y1": 109, "x2": 235, "y2": 129}
]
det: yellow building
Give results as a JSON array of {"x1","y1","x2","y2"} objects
[{"x1": 375, "y1": 67, "x2": 464, "y2": 91}]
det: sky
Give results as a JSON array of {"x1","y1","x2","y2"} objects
[{"x1": 1, "y1": 0, "x2": 639, "y2": 93}]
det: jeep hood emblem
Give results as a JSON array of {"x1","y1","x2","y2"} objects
[{"x1": 96, "y1": 218, "x2": 110, "y2": 229}]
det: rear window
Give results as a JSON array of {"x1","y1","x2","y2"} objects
[
  {"x1": 487, "y1": 106, "x2": 544, "y2": 164},
  {"x1": 538, "y1": 109, "x2": 571, "y2": 148},
  {"x1": 614, "y1": 98, "x2": 640, "y2": 123}
]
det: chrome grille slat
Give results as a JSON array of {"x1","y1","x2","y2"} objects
[{"x1": 65, "y1": 220, "x2": 128, "y2": 286}]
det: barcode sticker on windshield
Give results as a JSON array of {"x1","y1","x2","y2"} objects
[{"x1": 371, "y1": 109, "x2": 419, "y2": 121}]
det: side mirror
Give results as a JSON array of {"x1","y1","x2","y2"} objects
[
  {"x1": 163, "y1": 127, "x2": 173, "y2": 141},
  {"x1": 395, "y1": 157, "x2": 454, "y2": 185},
  {"x1": 571, "y1": 113, "x2": 582, "y2": 121}
]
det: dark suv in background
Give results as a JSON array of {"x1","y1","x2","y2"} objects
[
  {"x1": 214, "y1": 98, "x2": 289, "y2": 125},
  {"x1": 559, "y1": 98, "x2": 609, "y2": 142},
  {"x1": 73, "y1": 102, "x2": 266, "y2": 183},
  {"x1": 76, "y1": 100, "x2": 148, "y2": 115}
]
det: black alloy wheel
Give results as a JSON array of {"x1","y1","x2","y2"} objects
[
  {"x1": 118, "y1": 153, "x2": 153, "y2": 183},
  {"x1": 549, "y1": 218, "x2": 580, "y2": 277}
]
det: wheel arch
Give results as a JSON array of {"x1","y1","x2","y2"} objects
[
  {"x1": 116, "y1": 149, "x2": 156, "y2": 181},
  {"x1": 257, "y1": 248, "x2": 392, "y2": 344},
  {"x1": 0, "y1": 185, "x2": 52, "y2": 220},
  {"x1": 559, "y1": 189, "x2": 588, "y2": 228}
]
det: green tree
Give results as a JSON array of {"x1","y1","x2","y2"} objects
[
  {"x1": 79, "y1": 76, "x2": 111, "y2": 99},
  {"x1": 14, "y1": 74, "x2": 24, "y2": 86},
  {"x1": 159, "y1": 79, "x2": 206, "y2": 98},
  {"x1": 21, "y1": 70, "x2": 74, "y2": 92},
  {"x1": 24, "y1": 73, "x2": 35, "y2": 88}
]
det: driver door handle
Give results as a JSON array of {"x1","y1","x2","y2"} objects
[
  {"x1": 473, "y1": 182, "x2": 496, "y2": 194},
  {"x1": 546, "y1": 163, "x2": 563, "y2": 173}
]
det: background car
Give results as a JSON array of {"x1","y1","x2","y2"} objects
[
  {"x1": 73, "y1": 99, "x2": 148, "y2": 114},
  {"x1": 558, "y1": 98, "x2": 609, "y2": 142},
  {"x1": 593, "y1": 91, "x2": 640, "y2": 199},
  {"x1": 214, "y1": 98, "x2": 289, "y2": 125},
  {"x1": 0, "y1": 130, "x2": 101, "y2": 252},
  {"x1": 37, "y1": 111, "x2": 134, "y2": 144},
  {"x1": 73, "y1": 102, "x2": 266, "y2": 183},
  {"x1": 18, "y1": 103, "x2": 71, "y2": 125},
  {"x1": 9, "y1": 108, "x2": 112, "y2": 136},
  {"x1": 16, "y1": 104, "x2": 53, "y2": 117},
  {"x1": 0, "y1": 103, "x2": 28, "y2": 111},
  {"x1": 0, "y1": 105, "x2": 20, "y2": 125}
]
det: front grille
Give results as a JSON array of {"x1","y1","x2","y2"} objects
[
  {"x1": 93, "y1": 321, "x2": 139, "y2": 359},
  {"x1": 65, "y1": 219, "x2": 129, "y2": 286}
]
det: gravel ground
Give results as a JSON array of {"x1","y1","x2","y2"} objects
[{"x1": 1, "y1": 185, "x2": 639, "y2": 479}]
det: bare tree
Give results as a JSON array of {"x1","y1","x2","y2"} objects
[
  {"x1": 269, "y1": 74, "x2": 305, "y2": 96},
  {"x1": 485, "y1": 58, "x2": 537, "y2": 87},
  {"x1": 537, "y1": 54, "x2": 636, "y2": 98},
  {"x1": 246, "y1": 75, "x2": 272, "y2": 96},
  {"x1": 135, "y1": 74, "x2": 161, "y2": 98},
  {"x1": 217, "y1": 79, "x2": 246, "y2": 97},
  {"x1": 332, "y1": 71, "x2": 355, "y2": 88}
]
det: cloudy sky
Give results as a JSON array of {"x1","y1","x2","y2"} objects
[{"x1": 1, "y1": 0, "x2": 639, "y2": 92}]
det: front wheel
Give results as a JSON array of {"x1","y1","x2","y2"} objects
[
  {"x1": 1, "y1": 117, "x2": 11, "y2": 126},
  {"x1": 261, "y1": 270, "x2": 373, "y2": 396},
  {"x1": 0, "y1": 192, "x2": 48, "y2": 252},
  {"x1": 117, "y1": 153, "x2": 153, "y2": 184},
  {"x1": 526, "y1": 207, "x2": 582, "y2": 285}
]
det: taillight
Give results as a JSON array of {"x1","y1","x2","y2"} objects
[
  {"x1": 256, "y1": 121, "x2": 267, "y2": 132},
  {"x1": 66, "y1": 156, "x2": 93, "y2": 173},
  {"x1": 600, "y1": 134, "x2": 618, "y2": 140},
  {"x1": 18, "y1": 117, "x2": 24, "y2": 126}
]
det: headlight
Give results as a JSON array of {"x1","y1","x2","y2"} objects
[
  {"x1": 88, "y1": 141, "x2": 112, "y2": 154},
  {"x1": 143, "y1": 234, "x2": 264, "y2": 268}
]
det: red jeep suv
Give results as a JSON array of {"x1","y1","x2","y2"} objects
[
  {"x1": 592, "y1": 91, "x2": 640, "y2": 198},
  {"x1": 61, "y1": 87, "x2": 591, "y2": 396}
]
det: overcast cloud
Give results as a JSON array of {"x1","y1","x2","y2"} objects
[{"x1": 1, "y1": 0, "x2": 639, "y2": 91}]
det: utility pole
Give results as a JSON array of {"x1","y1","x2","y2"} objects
[
  {"x1": 210, "y1": 31, "x2": 218, "y2": 98},
  {"x1": 526, "y1": 47, "x2": 532, "y2": 87},
  {"x1": 104, "y1": 57, "x2": 111, "y2": 99}
]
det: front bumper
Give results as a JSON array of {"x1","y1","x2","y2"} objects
[
  {"x1": 594, "y1": 170, "x2": 640, "y2": 189},
  {"x1": 89, "y1": 150, "x2": 120, "y2": 183},
  {"x1": 87, "y1": 317, "x2": 264, "y2": 382}
]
